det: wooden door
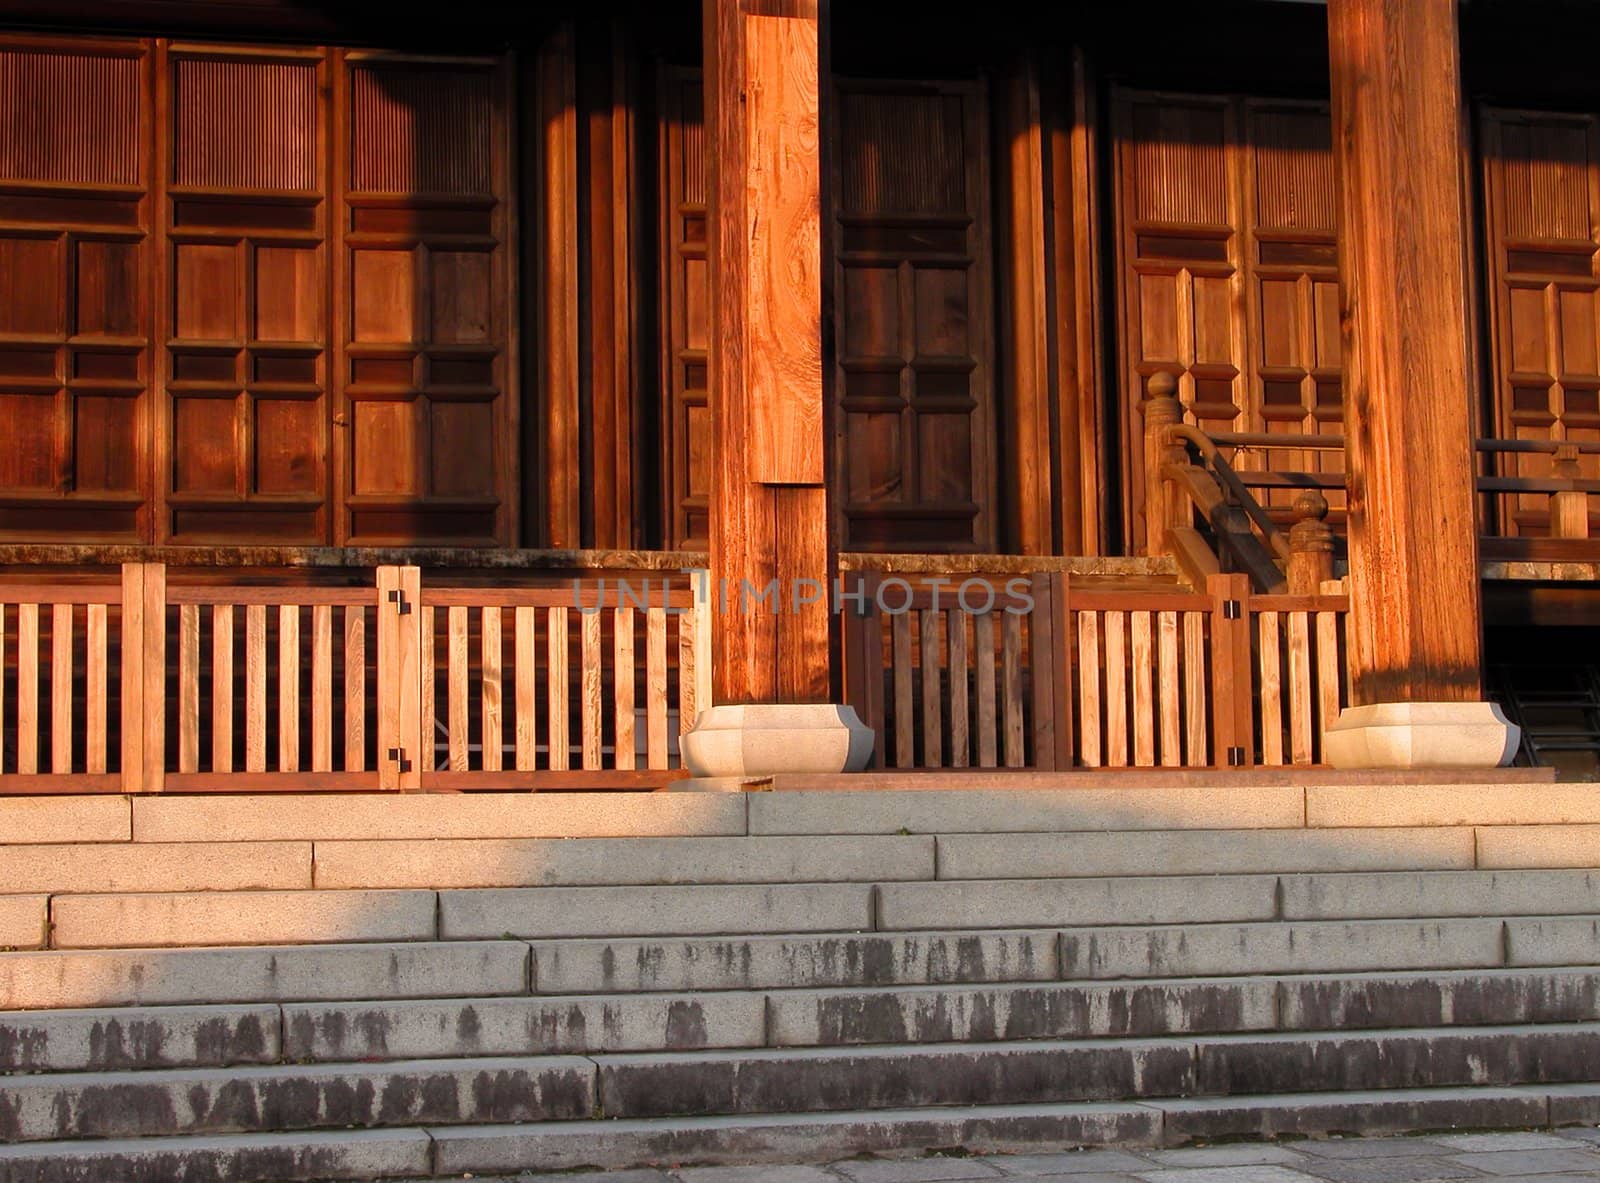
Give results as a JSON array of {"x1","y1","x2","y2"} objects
[
  {"x1": 831, "y1": 80, "x2": 996, "y2": 553},
  {"x1": 1113, "y1": 90, "x2": 1343, "y2": 549},
  {"x1": 1480, "y1": 108, "x2": 1600, "y2": 536},
  {"x1": 0, "y1": 36, "x2": 152, "y2": 541},
  {"x1": 336, "y1": 53, "x2": 514, "y2": 546},
  {"x1": 159, "y1": 43, "x2": 329, "y2": 543}
]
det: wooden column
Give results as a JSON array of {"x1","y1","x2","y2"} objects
[
  {"x1": 703, "y1": 0, "x2": 832, "y2": 705},
  {"x1": 1328, "y1": 0, "x2": 1483, "y2": 705}
]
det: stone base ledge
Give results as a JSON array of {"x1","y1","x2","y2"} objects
[
  {"x1": 1324, "y1": 701, "x2": 1521, "y2": 770},
  {"x1": 680, "y1": 704, "x2": 875, "y2": 780}
]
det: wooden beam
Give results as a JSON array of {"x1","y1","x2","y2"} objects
[
  {"x1": 538, "y1": 21, "x2": 582, "y2": 548},
  {"x1": 1328, "y1": 0, "x2": 1483, "y2": 704},
  {"x1": 703, "y1": 0, "x2": 832, "y2": 705}
]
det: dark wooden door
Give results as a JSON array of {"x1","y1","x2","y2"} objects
[
  {"x1": 1480, "y1": 108, "x2": 1600, "y2": 536},
  {"x1": 0, "y1": 36, "x2": 152, "y2": 541},
  {"x1": 0, "y1": 34, "x2": 514, "y2": 547},
  {"x1": 831, "y1": 80, "x2": 996, "y2": 553},
  {"x1": 1113, "y1": 89, "x2": 1343, "y2": 549}
]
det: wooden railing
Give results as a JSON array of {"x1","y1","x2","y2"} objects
[
  {"x1": 845, "y1": 568, "x2": 1350, "y2": 770},
  {"x1": 0, "y1": 564, "x2": 711, "y2": 794}
]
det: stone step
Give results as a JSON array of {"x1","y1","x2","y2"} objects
[
  {"x1": 587, "y1": 1022, "x2": 1600, "y2": 1119},
  {"x1": 440, "y1": 883, "x2": 874, "y2": 940},
  {"x1": 14, "y1": 965, "x2": 1600, "y2": 1072},
  {"x1": 425, "y1": 1084, "x2": 1574, "y2": 1174},
  {"x1": 0, "y1": 1054, "x2": 594, "y2": 1142},
  {"x1": 0, "y1": 1127, "x2": 430, "y2": 1183},
  {"x1": 48, "y1": 889, "x2": 438, "y2": 949},
  {"x1": 0, "y1": 843, "x2": 311, "y2": 895},
  {"x1": 0, "y1": 1003, "x2": 280, "y2": 1073},
  {"x1": 313, "y1": 835, "x2": 933, "y2": 889},
  {"x1": 768, "y1": 965, "x2": 1600, "y2": 1047},
  {"x1": 0, "y1": 942, "x2": 530, "y2": 1010},
  {"x1": 280, "y1": 990, "x2": 767, "y2": 1062}
]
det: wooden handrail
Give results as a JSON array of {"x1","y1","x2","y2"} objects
[{"x1": 1168, "y1": 424, "x2": 1294, "y2": 563}]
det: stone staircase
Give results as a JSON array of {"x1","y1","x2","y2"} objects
[{"x1": 8, "y1": 772, "x2": 1600, "y2": 1180}]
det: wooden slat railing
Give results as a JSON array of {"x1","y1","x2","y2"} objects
[
  {"x1": 845, "y1": 569, "x2": 1350, "y2": 770},
  {"x1": 0, "y1": 563, "x2": 712, "y2": 794}
]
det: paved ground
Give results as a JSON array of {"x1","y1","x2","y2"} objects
[{"x1": 455, "y1": 1129, "x2": 1600, "y2": 1183}]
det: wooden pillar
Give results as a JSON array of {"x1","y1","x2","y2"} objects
[
  {"x1": 703, "y1": 0, "x2": 832, "y2": 705},
  {"x1": 1328, "y1": 0, "x2": 1483, "y2": 706}
]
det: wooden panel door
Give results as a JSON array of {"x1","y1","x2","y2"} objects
[
  {"x1": 1481, "y1": 108, "x2": 1600, "y2": 535},
  {"x1": 832, "y1": 80, "x2": 995, "y2": 552},
  {"x1": 659, "y1": 67, "x2": 710, "y2": 551},
  {"x1": 0, "y1": 36, "x2": 151, "y2": 541},
  {"x1": 337, "y1": 52, "x2": 514, "y2": 547},
  {"x1": 160, "y1": 43, "x2": 329, "y2": 543},
  {"x1": 1114, "y1": 90, "x2": 1343, "y2": 548}
]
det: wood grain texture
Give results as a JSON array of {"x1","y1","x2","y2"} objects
[
  {"x1": 1328, "y1": 0, "x2": 1482, "y2": 703},
  {"x1": 538, "y1": 24, "x2": 581, "y2": 547}
]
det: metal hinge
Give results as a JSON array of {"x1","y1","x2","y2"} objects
[
  {"x1": 1227, "y1": 746, "x2": 1246, "y2": 767},
  {"x1": 1222, "y1": 599, "x2": 1242, "y2": 619},
  {"x1": 387, "y1": 747, "x2": 413, "y2": 773},
  {"x1": 387, "y1": 589, "x2": 412, "y2": 616}
]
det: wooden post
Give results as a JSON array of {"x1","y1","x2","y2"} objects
[
  {"x1": 703, "y1": 0, "x2": 831, "y2": 705},
  {"x1": 1552, "y1": 444, "x2": 1590, "y2": 540},
  {"x1": 1208, "y1": 572, "x2": 1253, "y2": 768},
  {"x1": 1140, "y1": 372, "x2": 1186, "y2": 558},
  {"x1": 1287, "y1": 490, "x2": 1336, "y2": 595},
  {"x1": 1328, "y1": 0, "x2": 1483, "y2": 705}
]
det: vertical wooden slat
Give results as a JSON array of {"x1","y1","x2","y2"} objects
[
  {"x1": 1258, "y1": 611, "x2": 1284, "y2": 766},
  {"x1": 397, "y1": 567, "x2": 423, "y2": 789},
  {"x1": 948, "y1": 607, "x2": 969, "y2": 767},
  {"x1": 1049, "y1": 573, "x2": 1075, "y2": 769},
  {"x1": 448, "y1": 605, "x2": 469, "y2": 772},
  {"x1": 1078, "y1": 611, "x2": 1101, "y2": 767},
  {"x1": 178, "y1": 604, "x2": 199, "y2": 774},
  {"x1": 547, "y1": 605, "x2": 569, "y2": 770},
  {"x1": 1208, "y1": 573, "x2": 1254, "y2": 767},
  {"x1": 581, "y1": 607, "x2": 603, "y2": 769},
  {"x1": 919, "y1": 608, "x2": 942, "y2": 767},
  {"x1": 119, "y1": 565, "x2": 144, "y2": 791},
  {"x1": 1130, "y1": 611, "x2": 1154, "y2": 767},
  {"x1": 86, "y1": 603, "x2": 107, "y2": 775},
  {"x1": 975, "y1": 610, "x2": 997, "y2": 767},
  {"x1": 17, "y1": 603, "x2": 38, "y2": 774},
  {"x1": 1288, "y1": 611, "x2": 1314, "y2": 765},
  {"x1": 312, "y1": 604, "x2": 333, "y2": 773},
  {"x1": 616, "y1": 606, "x2": 637, "y2": 770},
  {"x1": 892, "y1": 610, "x2": 915, "y2": 768},
  {"x1": 1104, "y1": 610, "x2": 1127, "y2": 766},
  {"x1": 1027, "y1": 574, "x2": 1065, "y2": 771},
  {"x1": 212, "y1": 604, "x2": 234, "y2": 774},
  {"x1": 482, "y1": 606, "x2": 503, "y2": 773},
  {"x1": 1316, "y1": 604, "x2": 1341, "y2": 764},
  {"x1": 647, "y1": 605, "x2": 668, "y2": 769},
  {"x1": 419, "y1": 603, "x2": 435, "y2": 780},
  {"x1": 246, "y1": 603, "x2": 267, "y2": 774},
  {"x1": 50, "y1": 604, "x2": 73, "y2": 774},
  {"x1": 1182, "y1": 611, "x2": 1207, "y2": 766},
  {"x1": 515, "y1": 605, "x2": 537, "y2": 770},
  {"x1": 343, "y1": 606, "x2": 364, "y2": 773},
  {"x1": 1157, "y1": 610, "x2": 1180, "y2": 767},
  {"x1": 141, "y1": 564, "x2": 165, "y2": 791},
  {"x1": 278, "y1": 605, "x2": 300, "y2": 773},
  {"x1": 1002, "y1": 610, "x2": 1024, "y2": 767},
  {"x1": 691, "y1": 572, "x2": 713, "y2": 731},
  {"x1": 376, "y1": 568, "x2": 399, "y2": 787}
]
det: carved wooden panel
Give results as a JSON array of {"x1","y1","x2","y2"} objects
[
  {"x1": 1114, "y1": 90, "x2": 1343, "y2": 547},
  {"x1": 831, "y1": 80, "x2": 994, "y2": 552},
  {"x1": 161, "y1": 45, "x2": 327, "y2": 543},
  {"x1": 659, "y1": 68, "x2": 710, "y2": 550},
  {"x1": 338, "y1": 53, "x2": 512, "y2": 546},
  {"x1": 0, "y1": 37, "x2": 150, "y2": 541},
  {"x1": 1480, "y1": 108, "x2": 1600, "y2": 535}
]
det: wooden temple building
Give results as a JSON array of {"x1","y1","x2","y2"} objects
[{"x1": 0, "y1": 0, "x2": 1596, "y2": 791}]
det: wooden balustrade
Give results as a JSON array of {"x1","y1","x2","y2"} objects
[
  {"x1": 846, "y1": 568, "x2": 1351, "y2": 770},
  {"x1": 0, "y1": 564, "x2": 711, "y2": 794}
]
